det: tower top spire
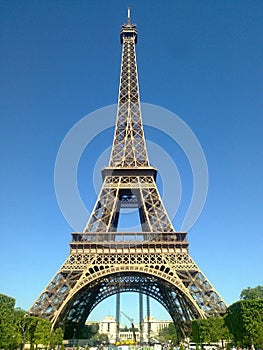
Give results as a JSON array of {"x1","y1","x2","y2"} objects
[
  {"x1": 120, "y1": 7, "x2": 137, "y2": 44},
  {"x1": 127, "y1": 7, "x2": 131, "y2": 25}
]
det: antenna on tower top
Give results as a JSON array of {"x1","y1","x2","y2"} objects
[{"x1": 127, "y1": 7, "x2": 131, "y2": 24}]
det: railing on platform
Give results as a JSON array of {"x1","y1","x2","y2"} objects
[{"x1": 71, "y1": 232, "x2": 188, "y2": 244}]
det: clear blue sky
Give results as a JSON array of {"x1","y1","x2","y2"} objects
[{"x1": 1, "y1": 0, "x2": 262, "y2": 325}]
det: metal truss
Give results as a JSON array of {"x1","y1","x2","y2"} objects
[
  {"x1": 110, "y1": 22, "x2": 149, "y2": 167},
  {"x1": 30, "y1": 241, "x2": 226, "y2": 336},
  {"x1": 29, "y1": 13, "x2": 227, "y2": 338},
  {"x1": 84, "y1": 175, "x2": 174, "y2": 233}
]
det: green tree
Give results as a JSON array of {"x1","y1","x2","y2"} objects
[
  {"x1": 64, "y1": 321, "x2": 98, "y2": 340},
  {"x1": 0, "y1": 293, "x2": 16, "y2": 349},
  {"x1": 77, "y1": 324, "x2": 99, "y2": 339},
  {"x1": 25, "y1": 316, "x2": 39, "y2": 348},
  {"x1": 207, "y1": 317, "x2": 231, "y2": 344},
  {"x1": 50, "y1": 327, "x2": 64, "y2": 349},
  {"x1": 225, "y1": 300, "x2": 263, "y2": 348},
  {"x1": 240, "y1": 286, "x2": 263, "y2": 300},
  {"x1": 0, "y1": 293, "x2": 63, "y2": 350},
  {"x1": 92, "y1": 332, "x2": 108, "y2": 345},
  {"x1": 192, "y1": 319, "x2": 208, "y2": 345},
  {"x1": 192, "y1": 317, "x2": 230, "y2": 346},
  {"x1": 15, "y1": 315, "x2": 49, "y2": 349},
  {"x1": 13, "y1": 308, "x2": 28, "y2": 349},
  {"x1": 159, "y1": 323, "x2": 179, "y2": 345},
  {"x1": 34, "y1": 318, "x2": 52, "y2": 349}
]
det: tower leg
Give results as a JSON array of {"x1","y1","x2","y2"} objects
[
  {"x1": 139, "y1": 292, "x2": 143, "y2": 344},
  {"x1": 147, "y1": 295, "x2": 150, "y2": 344},
  {"x1": 116, "y1": 292, "x2": 120, "y2": 343}
]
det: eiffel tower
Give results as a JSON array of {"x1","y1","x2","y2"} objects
[{"x1": 30, "y1": 11, "x2": 227, "y2": 338}]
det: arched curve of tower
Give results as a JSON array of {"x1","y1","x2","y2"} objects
[
  {"x1": 51, "y1": 267, "x2": 203, "y2": 325},
  {"x1": 51, "y1": 270, "x2": 203, "y2": 335}
]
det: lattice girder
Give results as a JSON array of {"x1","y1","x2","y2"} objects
[
  {"x1": 31, "y1": 242, "x2": 226, "y2": 333},
  {"x1": 110, "y1": 28, "x2": 149, "y2": 167},
  {"x1": 84, "y1": 174, "x2": 175, "y2": 233}
]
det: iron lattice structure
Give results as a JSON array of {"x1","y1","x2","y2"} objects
[{"x1": 30, "y1": 13, "x2": 227, "y2": 337}]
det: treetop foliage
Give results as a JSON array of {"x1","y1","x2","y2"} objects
[
  {"x1": 192, "y1": 317, "x2": 230, "y2": 344},
  {"x1": 0, "y1": 293, "x2": 64, "y2": 350},
  {"x1": 225, "y1": 299, "x2": 263, "y2": 347},
  {"x1": 240, "y1": 285, "x2": 263, "y2": 300}
]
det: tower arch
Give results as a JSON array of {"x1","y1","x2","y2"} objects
[{"x1": 52, "y1": 268, "x2": 205, "y2": 336}]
